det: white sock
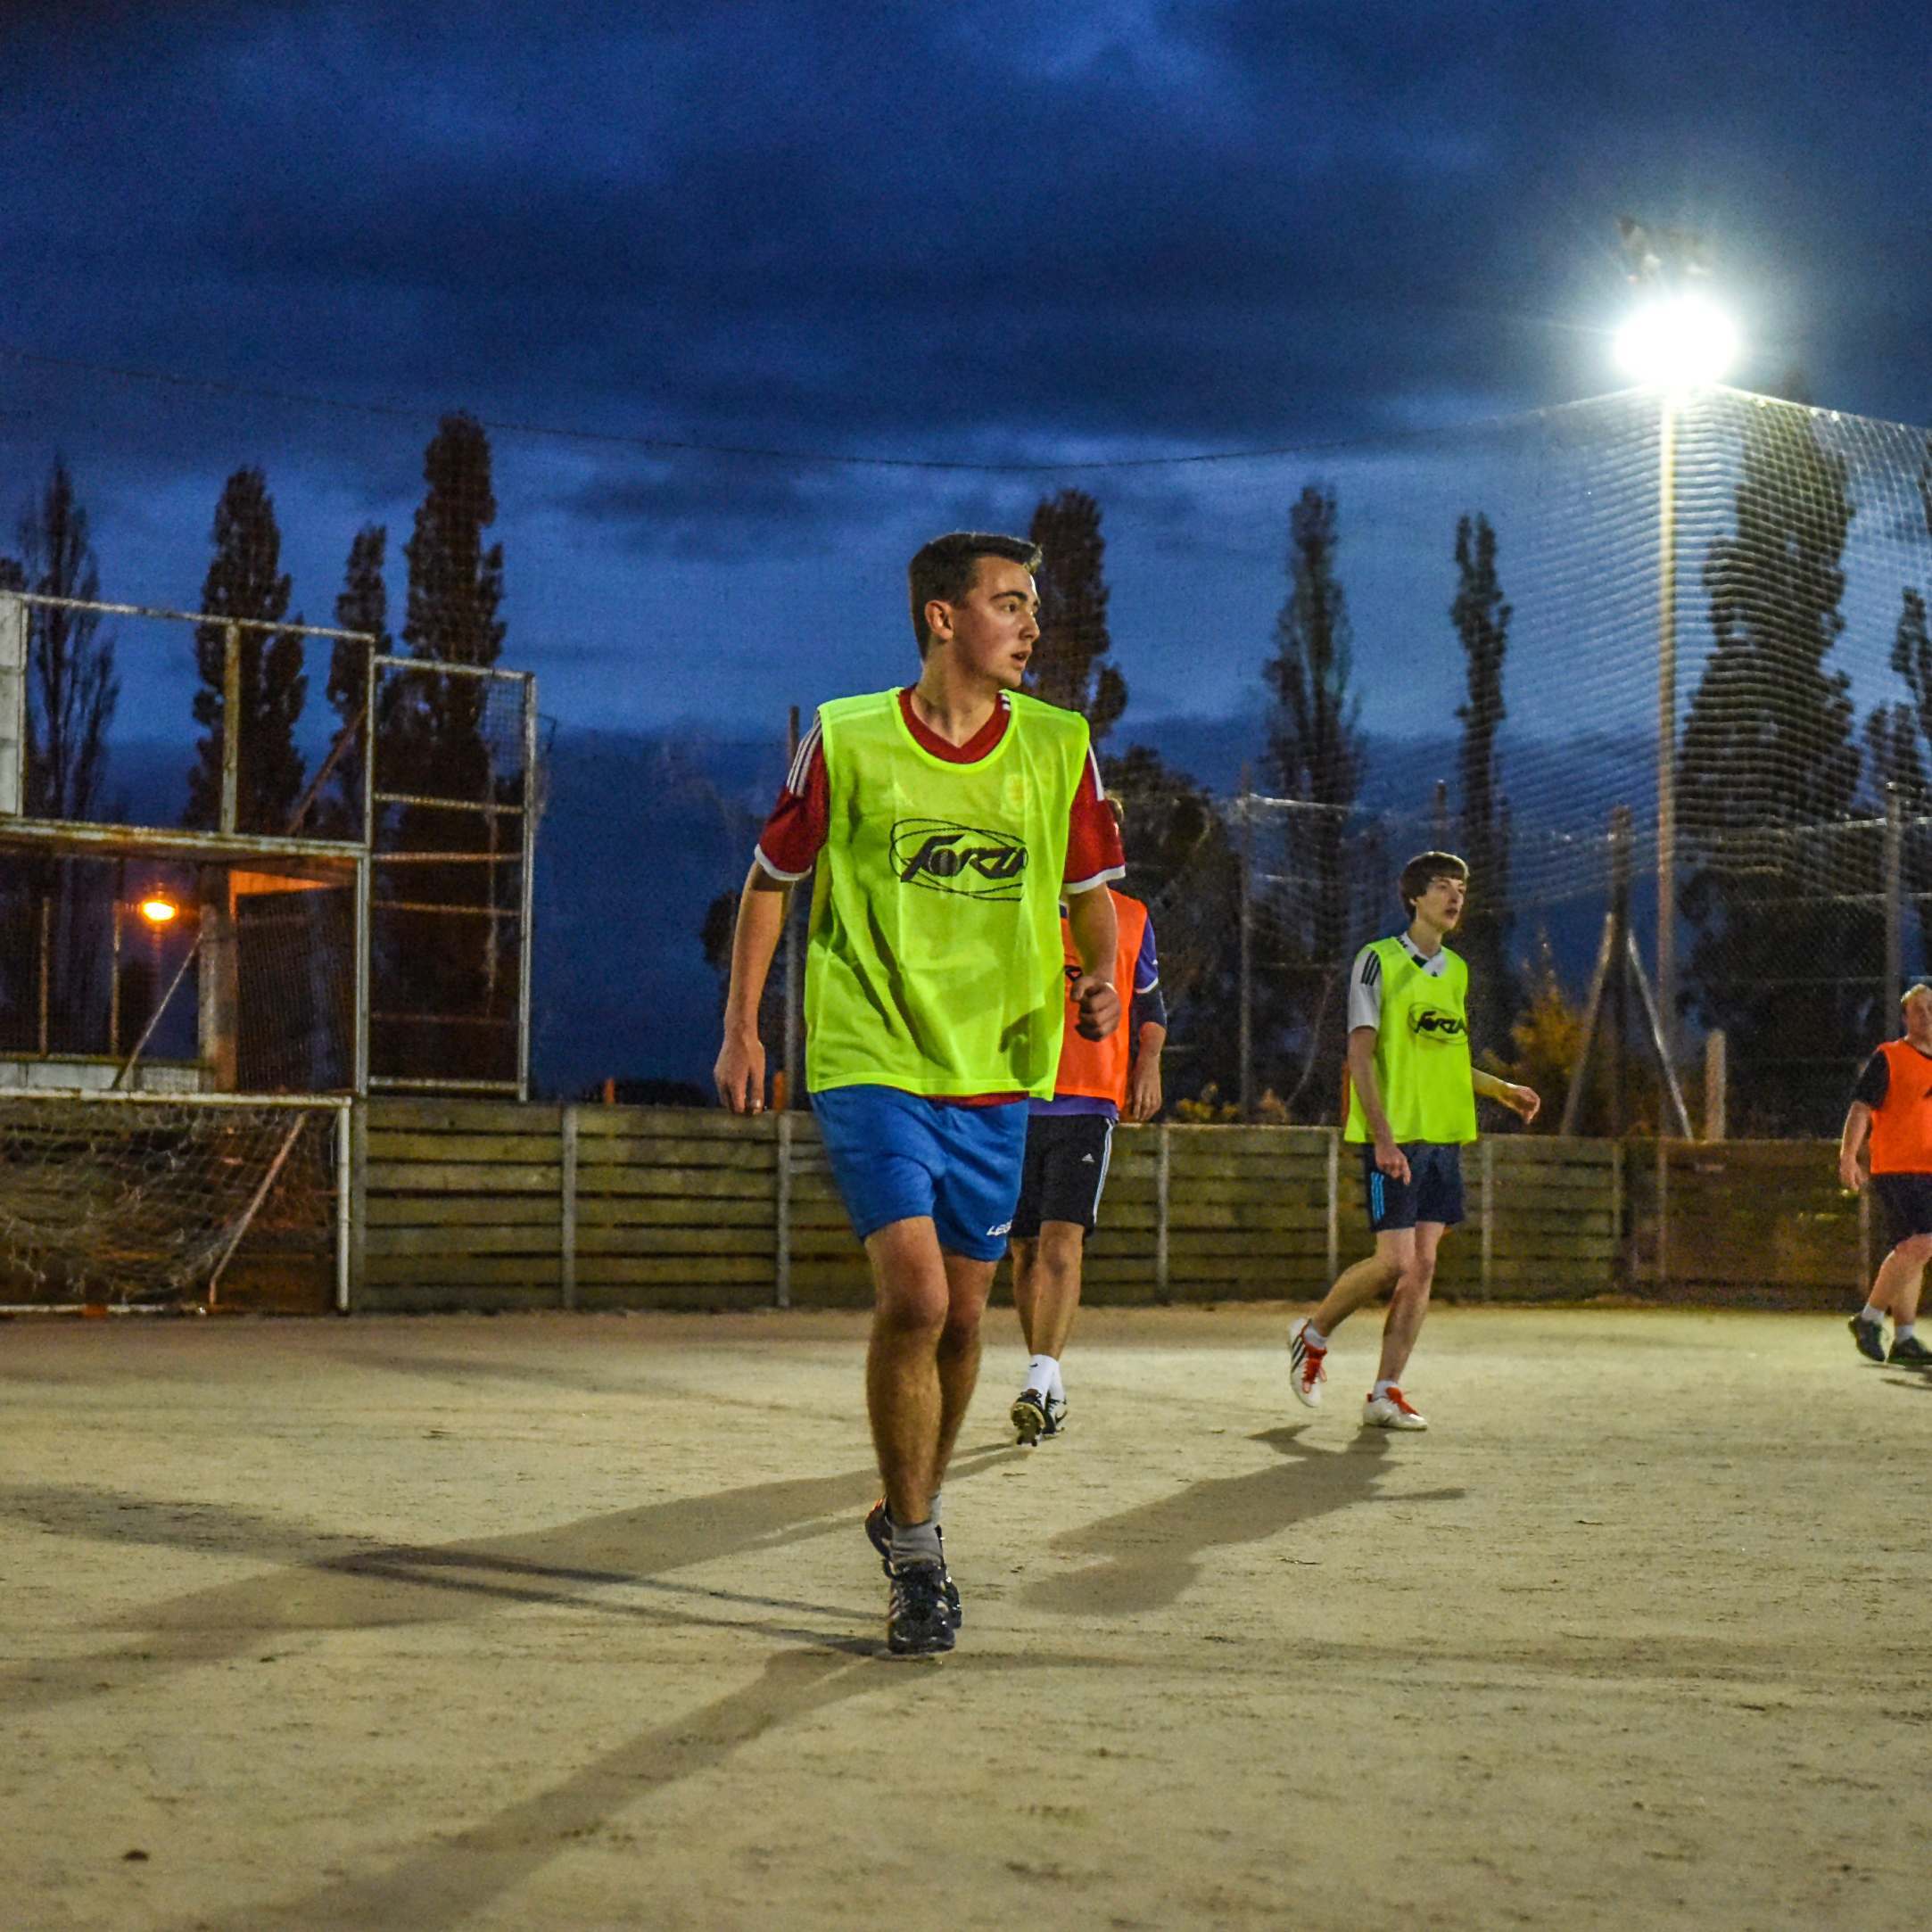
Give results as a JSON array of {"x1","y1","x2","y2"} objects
[
  {"x1": 929, "y1": 1488, "x2": 942, "y2": 1526},
  {"x1": 1027, "y1": 1353, "x2": 1059, "y2": 1399},
  {"x1": 1861, "y1": 1305, "x2": 1887, "y2": 1326},
  {"x1": 1371, "y1": 1379, "x2": 1395, "y2": 1400},
  {"x1": 1304, "y1": 1322, "x2": 1330, "y2": 1351},
  {"x1": 1896, "y1": 1324, "x2": 1916, "y2": 1343}
]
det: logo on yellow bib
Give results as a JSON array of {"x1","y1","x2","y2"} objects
[
  {"x1": 1408, "y1": 1006, "x2": 1466, "y2": 1044},
  {"x1": 892, "y1": 819, "x2": 1029, "y2": 900}
]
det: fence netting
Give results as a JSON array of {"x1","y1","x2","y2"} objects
[{"x1": 5, "y1": 360, "x2": 1931, "y2": 1131}]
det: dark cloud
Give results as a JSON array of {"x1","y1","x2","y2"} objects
[{"x1": 3, "y1": 1, "x2": 1930, "y2": 731}]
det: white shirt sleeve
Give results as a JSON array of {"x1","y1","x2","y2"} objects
[{"x1": 1345, "y1": 945, "x2": 1383, "y2": 1034}]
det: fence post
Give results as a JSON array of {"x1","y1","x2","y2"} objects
[
  {"x1": 1703, "y1": 1031, "x2": 1727, "y2": 1143},
  {"x1": 0, "y1": 590, "x2": 24, "y2": 813},
  {"x1": 1611, "y1": 1139, "x2": 1626, "y2": 1291},
  {"x1": 775, "y1": 1109, "x2": 794, "y2": 1309},
  {"x1": 559, "y1": 1103, "x2": 579, "y2": 1310},
  {"x1": 1154, "y1": 1122, "x2": 1170, "y2": 1301},
  {"x1": 334, "y1": 1102, "x2": 352, "y2": 1314},
  {"x1": 1655, "y1": 1139, "x2": 1670, "y2": 1294},
  {"x1": 347, "y1": 1099, "x2": 368, "y2": 1313}
]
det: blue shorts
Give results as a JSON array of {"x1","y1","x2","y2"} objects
[
  {"x1": 810, "y1": 1086, "x2": 1029, "y2": 1261},
  {"x1": 1359, "y1": 1142, "x2": 1466, "y2": 1232}
]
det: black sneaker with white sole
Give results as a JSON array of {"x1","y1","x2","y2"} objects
[
  {"x1": 1850, "y1": 1315, "x2": 1887, "y2": 1363},
  {"x1": 886, "y1": 1560, "x2": 955, "y2": 1656},
  {"x1": 864, "y1": 1497, "x2": 962, "y2": 1627},
  {"x1": 1887, "y1": 1333, "x2": 1932, "y2": 1368}
]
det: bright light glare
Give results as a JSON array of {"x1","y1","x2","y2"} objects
[
  {"x1": 1614, "y1": 294, "x2": 1738, "y2": 388},
  {"x1": 137, "y1": 895, "x2": 179, "y2": 926}
]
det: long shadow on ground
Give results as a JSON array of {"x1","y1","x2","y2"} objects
[
  {"x1": 0, "y1": 1442, "x2": 1020, "y2": 1713},
  {"x1": 1025, "y1": 1425, "x2": 1465, "y2": 1614}
]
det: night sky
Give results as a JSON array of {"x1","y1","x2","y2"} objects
[{"x1": 4, "y1": 1, "x2": 1931, "y2": 743}]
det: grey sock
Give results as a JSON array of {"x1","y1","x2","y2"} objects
[{"x1": 889, "y1": 1516, "x2": 943, "y2": 1569}]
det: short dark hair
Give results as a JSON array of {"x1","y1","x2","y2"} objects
[
  {"x1": 1398, "y1": 850, "x2": 1468, "y2": 915},
  {"x1": 907, "y1": 532, "x2": 1042, "y2": 656}
]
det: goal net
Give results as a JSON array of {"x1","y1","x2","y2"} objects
[{"x1": 0, "y1": 1092, "x2": 347, "y2": 1309}]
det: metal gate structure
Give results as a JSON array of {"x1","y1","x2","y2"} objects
[
  {"x1": 1, "y1": 592, "x2": 540, "y2": 1308},
  {"x1": 359, "y1": 653, "x2": 538, "y2": 1098}
]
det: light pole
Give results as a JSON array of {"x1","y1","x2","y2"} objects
[{"x1": 1613, "y1": 292, "x2": 1738, "y2": 1075}]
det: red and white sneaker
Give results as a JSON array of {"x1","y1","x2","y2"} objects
[
  {"x1": 1288, "y1": 1317, "x2": 1327, "y2": 1409},
  {"x1": 1362, "y1": 1387, "x2": 1427, "y2": 1432}
]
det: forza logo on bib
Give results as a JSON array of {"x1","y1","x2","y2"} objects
[
  {"x1": 893, "y1": 819, "x2": 1029, "y2": 900},
  {"x1": 1408, "y1": 1006, "x2": 1466, "y2": 1043}
]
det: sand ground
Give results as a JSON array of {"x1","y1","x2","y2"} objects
[{"x1": 4, "y1": 1304, "x2": 1927, "y2": 1931}]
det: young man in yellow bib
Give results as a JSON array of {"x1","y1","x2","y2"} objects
[
  {"x1": 1288, "y1": 852, "x2": 1539, "y2": 1431},
  {"x1": 714, "y1": 532, "x2": 1124, "y2": 1655}
]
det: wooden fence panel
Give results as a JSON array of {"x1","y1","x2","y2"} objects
[
  {"x1": 1648, "y1": 1140, "x2": 1861, "y2": 1303},
  {"x1": 359, "y1": 1098, "x2": 564, "y2": 1310},
  {"x1": 1162, "y1": 1126, "x2": 1330, "y2": 1301},
  {"x1": 351, "y1": 1103, "x2": 1855, "y2": 1315}
]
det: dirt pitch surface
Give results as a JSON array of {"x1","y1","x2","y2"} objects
[{"x1": 4, "y1": 1305, "x2": 1928, "y2": 1931}]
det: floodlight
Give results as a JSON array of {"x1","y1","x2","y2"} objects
[
  {"x1": 138, "y1": 894, "x2": 180, "y2": 926},
  {"x1": 1614, "y1": 293, "x2": 1738, "y2": 389}
]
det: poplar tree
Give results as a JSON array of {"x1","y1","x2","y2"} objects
[
  {"x1": 384, "y1": 416, "x2": 512, "y2": 1081},
  {"x1": 1262, "y1": 483, "x2": 1366, "y2": 1111},
  {"x1": 404, "y1": 413, "x2": 504, "y2": 669},
  {"x1": 1026, "y1": 488, "x2": 1126, "y2": 745},
  {"x1": 186, "y1": 466, "x2": 307, "y2": 832},
  {"x1": 19, "y1": 459, "x2": 119, "y2": 823},
  {"x1": 317, "y1": 524, "x2": 391, "y2": 837},
  {"x1": 1866, "y1": 586, "x2": 1932, "y2": 967},
  {"x1": 1678, "y1": 387, "x2": 1869, "y2": 1130},
  {"x1": 9, "y1": 461, "x2": 120, "y2": 1047},
  {"x1": 1450, "y1": 511, "x2": 1517, "y2": 1044}
]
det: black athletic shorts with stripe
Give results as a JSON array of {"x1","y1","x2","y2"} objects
[
  {"x1": 1358, "y1": 1141, "x2": 1466, "y2": 1232},
  {"x1": 1872, "y1": 1171, "x2": 1932, "y2": 1250},
  {"x1": 1011, "y1": 1113, "x2": 1115, "y2": 1239}
]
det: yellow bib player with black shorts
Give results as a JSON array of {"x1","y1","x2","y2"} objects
[{"x1": 1287, "y1": 852, "x2": 1540, "y2": 1432}]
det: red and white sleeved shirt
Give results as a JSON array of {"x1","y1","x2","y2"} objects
[{"x1": 755, "y1": 688, "x2": 1125, "y2": 892}]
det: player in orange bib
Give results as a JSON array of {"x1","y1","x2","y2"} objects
[
  {"x1": 1838, "y1": 980, "x2": 1932, "y2": 1369},
  {"x1": 1007, "y1": 869, "x2": 1166, "y2": 1445}
]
